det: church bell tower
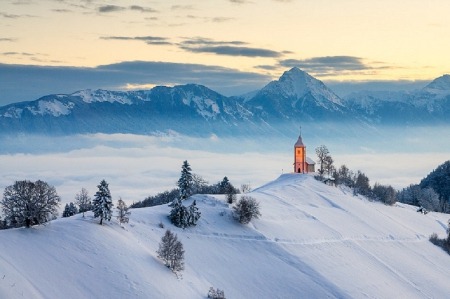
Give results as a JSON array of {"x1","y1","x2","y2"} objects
[{"x1": 294, "y1": 131, "x2": 307, "y2": 173}]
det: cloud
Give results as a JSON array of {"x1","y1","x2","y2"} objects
[
  {"x1": 0, "y1": 134, "x2": 292, "y2": 204},
  {"x1": 100, "y1": 35, "x2": 172, "y2": 45},
  {"x1": 182, "y1": 46, "x2": 282, "y2": 58},
  {"x1": 211, "y1": 17, "x2": 235, "y2": 23},
  {"x1": 179, "y1": 37, "x2": 282, "y2": 58},
  {"x1": 279, "y1": 56, "x2": 370, "y2": 71},
  {"x1": 171, "y1": 5, "x2": 194, "y2": 10},
  {"x1": 52, "y1": 9, "x2": 72, "y2": 13},
  {"x1": 0, "y1": 61, "x2": 271, "y2": 105},
  {"x1": 0, "y1": 38, "x2": 17, "y2": 42},
  {"x1": 0, "y1": 12, "x2": 20, "y2": 18},
  {"x1": 2, "y1": 52, "x2": 34, "y2": 56},
  {"x1": 129, "y1": 5, "x2": 157, "y2": 13},
  {"x1": 229, "y1": 0, "x2": 252, "y2": 4},
  {"x1": 98, "y1": 5, "x2": 125, "y2": 13},
  {"x1": 180, "y1": 37, "x2": 246, "y2": 46},
  {"x1": 278, "y1": 56, "x2": 397, "y2": 77}
]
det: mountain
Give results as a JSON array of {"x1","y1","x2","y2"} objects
[
  {"x1": 0, "y1": 84, "x2": 272, "y2": 137},
  {"x1": 1, "y1": 68, "x2": 450, "y2": 139},
  {"x1": 236, "y1": 68, "x2": 349, "y2": 121},
  {"x1": 344, "y1": 74, "x2": 450, "y2": 125},
  {"x1": 1, "y1": 174, "x2": 450, "y2": 298}
]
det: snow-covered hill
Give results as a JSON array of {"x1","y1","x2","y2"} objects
[{"x1": 1, "y1": 174, "x2": 450, "y2": 298}]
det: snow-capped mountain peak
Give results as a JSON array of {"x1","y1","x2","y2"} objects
[
  {"x1": 423, "y1": 74, "x2": 450, "y2": 93},
  {"x1": 262, "y1": 67, "x2": 343, "y2": 106}
]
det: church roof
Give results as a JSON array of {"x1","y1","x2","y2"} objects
[
  {"x1": 306, "y1": 157, "x2": 316, "y2": 165},
  {"x1": 294, "y1": 135, "x2": 305, "y2": 147}
]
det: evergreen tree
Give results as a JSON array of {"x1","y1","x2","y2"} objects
[
  {"x1": 93, "y1": 180, "x2": 113, "y2": 225},
  {"x1": 168, "y1": 197, "x2": 189, "y2": 228},
  {"x1": 187, "y1": 200, "x2": 201, "y2": 226},
  {"x1": 62, "y1": 203, "x2": 70, "y2": 218},
  {"x1": 62, "y1": 202, "x2": 78, "y2": 217},
  {"x1": 177, "y1": 160, "x2": 193, "y2": 200},
  {"x1": 219, "y1": 177, "x2": 230, "y2": 194},
  {"x1": 75, "y1": 188, "x2": 92, "y2": 217},
  {"x1": 116, "y1": 198, "x2": 131, "y2": 225}
]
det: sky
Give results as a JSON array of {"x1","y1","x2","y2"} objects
[{"x1": 1, "y1": 0, "x2": 450, "y2": 105}]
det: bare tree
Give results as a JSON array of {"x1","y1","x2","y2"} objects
[
  {"x1": 1, "y1": 180, "x2": 60, "y2": 228},
  {"x1": 157, "y1": 230, "x2": 185, "y2": 273},
  {"x1": 75, "y1": 188, "x2": 91, "y2": 217},
  {"x1": 232, "y1": 195, "x2": 261, "y2": 224},
  {"x1": 116, "y1": 198, "x2": 131, "y2": 225},
  {"x1": 240, "y1": 183, "x2": 252, "y2": 194},
  {"x1": 315, "y1": 145, "x2": 331, "y2": 177}
]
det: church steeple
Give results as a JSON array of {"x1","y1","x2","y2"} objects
[{"x1": 294, "y1": 133, "x2": 306, "y2": 173}]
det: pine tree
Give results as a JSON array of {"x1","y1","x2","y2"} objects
[
  {"x1": 93, "y1": 180, "x2": 113, "y2": 225},
  {"x1": 168, "y1": 197, "x2": 189, "y2": 228},
  {"x1": 177, "y1": 160, "x2": 193, "y2": 200},
  {"x1": 187, "y1": 200, "x2": 201, "y2": 226},
  {"x1": 116, "y1": 198, "x2": 130, "y2": 225},
  {"x1": 62, "y1": 203, "x2": 70, "y2": 218},
  {"x1": 219, "y1": 177, "x2": 230, "y2": 194}
]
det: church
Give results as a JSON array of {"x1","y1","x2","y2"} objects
[{"x1": 294, "y1": 134, "x2": 315, "y2": 173}]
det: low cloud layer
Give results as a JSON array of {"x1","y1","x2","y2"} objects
[{"x1": 0, "y1": 133, "x2": 446, "y2": 207}]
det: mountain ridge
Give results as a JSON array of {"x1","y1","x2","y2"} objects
[{"x1": 1, "y1": 68, "x2": 450, "y2": 137}]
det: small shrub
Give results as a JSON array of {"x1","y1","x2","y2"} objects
[
  {"x1": 208, "y1": 287, "x2": 226, "y2": 299},
  {"x1": 429, "y1": 232, "x2": 440, "y2": 246},
  {"x1": 232, "y1": 195, "x2": 261, "y2": 224}
]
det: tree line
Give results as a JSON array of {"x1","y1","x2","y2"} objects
[{"x1": 315, "y1": 145, "x2": 397, "y2": 206}]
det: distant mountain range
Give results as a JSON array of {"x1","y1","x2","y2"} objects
[{"x1": 1, "y1": 68, "x2": 449, "y2": 138}]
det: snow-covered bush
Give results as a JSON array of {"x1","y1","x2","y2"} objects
[
  {"x1": 233, "y1": 195, "x2": 261, "y2": 224},
  {"x1": 157, "y1": 230, "x2": 185, "y2": 273},
  {"x1": 168, "y1": 197, "x2": 189, "y2": 228},
  {"x1": 116, "y1": 198, "x2": 130, "y2": 225},
  {"x1": 93, "y1": 180, "x2": 113, "y2": 225},
  {"x1": 168, "y1": 198, "x2": 200, "y2": 228},
  {"x1": 187, "y1": 200, "x2": 201, "y2": 226},
  {"x1": 1, "y1": 180, "x2": 61, "y2": 228},
  {"x1": 207, "y1": 287, "x2": 226, "y2": 299}
]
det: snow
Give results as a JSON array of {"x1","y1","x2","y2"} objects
[
  {"x1": 1, "y1": 174, "x2": 450, "y2": 298},
  {"x1": 182, "y1": 93, "x2": 221, "y2": 120},
  {"x1": 72, "y1": 89, "x2": 133, "y2": 105},
  {"x1": 1, "y1": 107, "x2": 23, "y2": 118},
  {"x1": 26, "y1": 100, "x2": 74, "y2": 117}
]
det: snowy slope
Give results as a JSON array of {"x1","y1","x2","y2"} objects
[{"x1": 1, "y1": 175, "x2": 450, "y2": 298}]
